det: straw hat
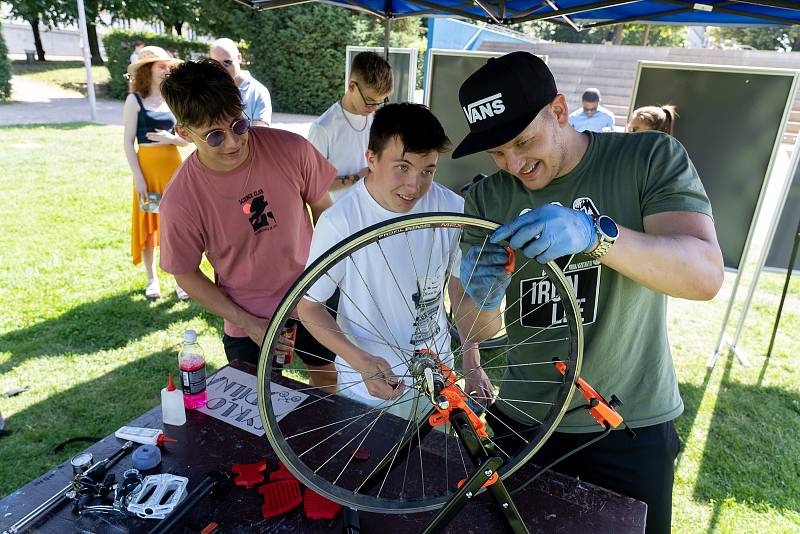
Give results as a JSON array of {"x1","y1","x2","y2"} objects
[{"x1": 127, "y1": 46, "x2": 182, "y2": 77}]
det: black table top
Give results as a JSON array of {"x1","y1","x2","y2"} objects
[{"x1": 0, "y1": 362, "x2": 646, "y2": 533}]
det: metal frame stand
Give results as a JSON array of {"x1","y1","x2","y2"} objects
[
  {"x1": 355, "y1": 408, "x2": 528, "y2": 534},
  {"x1": 765, "y1": 214, "x2": 800, "y2": 360},
  {"x1": 709, "y1": 131, "x2": 800, "y2": 369}
]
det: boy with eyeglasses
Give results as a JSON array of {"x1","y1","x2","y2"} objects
[
  {"x1": 308, "y1": 51, "x2": 392, "y2": 201},
  {"x1": 210, "y1": 38, "x2": 272, "y2": 127},
  {"x1": 159, "y1": 59, "x2": 338, "y2": 388}
]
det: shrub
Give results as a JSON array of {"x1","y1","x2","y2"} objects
[
  {"x1": 102, "y1": 30, "x2": 209, "y2": 100},
  {"x1": 192, "y1": 1, "x2": 426, "y2": 115},
  {"x1": 0, "y1": 21, "x2": 11, "y2": 99}
]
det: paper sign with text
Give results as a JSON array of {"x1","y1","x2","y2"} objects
[{"x1": 197, "y1": 366, "x2": 308, "y2": 436}]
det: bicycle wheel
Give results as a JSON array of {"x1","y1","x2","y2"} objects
[{"x1": 256, "y1": 212, "x2": 583, "y2": 514}]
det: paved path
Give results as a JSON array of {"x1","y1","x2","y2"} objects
[{"x1": 1, "y1": 76, "x2": 316, "y2": 136}]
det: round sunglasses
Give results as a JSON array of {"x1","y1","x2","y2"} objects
[{"x1": 187, "y1": 117, "x2": 251, "y2": 148}]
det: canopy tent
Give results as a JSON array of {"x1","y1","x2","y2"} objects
[{"x1": 239, "y1": 0, "x2": 800, "y2": 29}]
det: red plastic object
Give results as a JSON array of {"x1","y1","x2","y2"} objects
[
  {"x1": 270, "y1": 461, "x2": 297, "y2": 482},
  {"x1": 259, "y1": 480, "x2": 302, "y2": 519},
  {"x1": 348, "y1": 447, "x2": 370, "y2": 461},
  {"x1": 304, "y1": 488, "x2": 342, "y2": 520},
  {"x1": 231, "y1": 460, "x2": 267, "y2": 488}
]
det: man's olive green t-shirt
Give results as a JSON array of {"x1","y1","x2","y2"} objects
[{"x1": 463, "y1": 131, "x2": 712, "y2": 433}]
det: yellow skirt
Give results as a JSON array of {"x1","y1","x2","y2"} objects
[{"x1": 131, "y1": 144, "x2": 182, "y2": 265}]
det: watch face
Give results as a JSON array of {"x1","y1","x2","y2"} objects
[{"x1": 598, "y1": 216, "x2": 619, "y2": 238}]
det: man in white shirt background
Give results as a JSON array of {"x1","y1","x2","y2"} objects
[
  {"x1": 210, "y1": 38, "x2": 273, "y2": 127},
  {"x1": 568, "y1": 88, "x2": 615, "y2": 133},
  {"x1": 298, "y1": 103, "x2": 491, "y2": 408},
  {"x1": 308, "y1": 52, "x2": 393, "y2": 201}
]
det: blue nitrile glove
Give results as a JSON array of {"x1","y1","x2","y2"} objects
[
  {"x1": 491, "y1": 204, "x2": 595, "y2": 264},
  {"x1": 460, "y1": 244, "x2": 513, "y2": 310}
]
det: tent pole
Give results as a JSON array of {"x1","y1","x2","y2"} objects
[
  {"x1": 384, "y1": 16, "x2": 391, "y2": 59},
  {"x1": 76, "y1": 0, "x2": 97, "y2": 121}
]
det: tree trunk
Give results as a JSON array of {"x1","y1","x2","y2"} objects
[
  {"x1": 29, "y1": 17, "x2": 46, "y2": 61},
  {"x1": 173, "y1": 22, "x2": 183, "y2": 36},
  {"x1": 641, "y1": 25, "x2": 651, "y2": 47},
  {"x1": 613, "y1": 23, "x2": 624, "y2": 45},
  {"x1": 87, "y1": 22, "x2": 104, "y2": 66}
]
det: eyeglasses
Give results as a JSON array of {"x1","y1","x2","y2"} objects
[
  {"x1": 187, "y1": 117, "x2": 251, "y2": 148},
  {"x1": 353, "y1": 81, "x2": 389, "y2": 109}
]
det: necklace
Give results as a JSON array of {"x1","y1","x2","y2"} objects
[{"x1": 339, "y1": 99, "x2": 368, "y2": 132}]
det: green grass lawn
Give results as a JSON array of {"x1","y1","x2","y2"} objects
[
  {"x1": 11, "y1": 60, "x2": 111, "y2": 97},
  {"x1": 1, "y1": 123, "x2": 799, "y2": 532}
]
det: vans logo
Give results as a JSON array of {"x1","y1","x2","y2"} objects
[{"x1": 463, "y1": 93, "x2": 505, "y2": 124}]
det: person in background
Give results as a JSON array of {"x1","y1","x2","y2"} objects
[
  {"x1": 129, "y1": 41, "x2": 145, "y2": 64},
  {"x1": 308, "y1": 51, "x2": 393, "y2": 201},
  {"x1": 122, "y1": 46, "x2": 189, "y2": 300},
  {"x1": 628, "y1": 105, "x2": 679, "y2": 135},
  {"x1": 159, "y1": 60, "x2": 338, "y2": 388},
  {"x1": 568, "y1": 88, "x2": 615, "y2": 132},
  {"x1": 210, "y1": 38, "x2": 272, "y2": 127}
]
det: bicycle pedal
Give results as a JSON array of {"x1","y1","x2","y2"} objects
[{"x1": 259, "y1": 480, "x2": 302, "y2": 519}]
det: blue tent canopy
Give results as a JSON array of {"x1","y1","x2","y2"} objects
[{"x1": 242, "y1": 0, "x2": 800, "y2": 28}]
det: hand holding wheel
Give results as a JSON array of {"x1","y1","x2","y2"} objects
[{"x1": 460, "y1": 244, "x2": 514, "y2": 310}]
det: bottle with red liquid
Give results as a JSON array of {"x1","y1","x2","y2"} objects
[{"x1": 179, "y1": 329, "x2": 207, "y2": 409}]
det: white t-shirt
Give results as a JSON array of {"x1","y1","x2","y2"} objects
[
  {"x1": 307, "y1": 101, "x2": 373, "y2": 202},
  {"x1": 304, "y1": 180, "x2": 464, "y2": 406}
]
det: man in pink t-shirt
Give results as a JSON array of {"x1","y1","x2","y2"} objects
[{"x1": 159, "y1": 59, "x2": 337, "y2": 388}]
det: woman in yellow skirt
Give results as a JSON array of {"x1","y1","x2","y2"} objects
[{"x1": 123, "y1": 46, "x2": 189, "y2": 300}]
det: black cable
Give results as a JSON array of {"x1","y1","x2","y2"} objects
[
  {"x1": 53, "y1": 436, "x2": 102, "y2": 454},
  {"x1": 509, "y1": 423, "x2": 612, "y2": 496}
]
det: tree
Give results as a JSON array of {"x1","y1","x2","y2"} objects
[
  {"x1": 123, "y1": 0, "x2": 202, "y2": 36},
  {"x1": 6, "y1": 0, "x2": 65, "y2": 61},
  {"x1": 515, "y1": 21, "x2": 686, "y2": 47},
  {"x1": 60, "y1": 0, "x2": 125, "y2": 65},
  {"x1": 0, "y1": 20, "x2": 12, "y2": 98},
  {"x1": 709, "y1": 26, "x2": 800, "y2": 51}
]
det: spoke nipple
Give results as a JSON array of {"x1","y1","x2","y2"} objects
[
  {"x1": 502, "y1": 502, "x2": 509, "y2": 509},
  {"x1": 484, "y1": 469, "x2": 493, "y2": 477},
  {"x1": 466, "y1": 491, "x2": 473, "y2": 498}
]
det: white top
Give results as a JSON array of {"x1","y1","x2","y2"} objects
[
  {"x1": 307, "y1": 101, "x2": 373, "y2": 202},
  {"x1": 304, "y1": 180, "x2": 464, "y2": 406}
]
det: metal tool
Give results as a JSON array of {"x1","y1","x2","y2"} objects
[
  {"x1": 149, "y1": 471, "x2": 230, "y2": 534},
  {"x1": 2, "y1": 441, "x2": 134, "y2": 534}
]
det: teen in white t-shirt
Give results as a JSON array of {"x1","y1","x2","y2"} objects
[
  {"x1": 298, "y1": 103, "x2": 493, "y2": 409},
  {"x1": 308, "y1": 52, "x2": 392, "y2": 202}
]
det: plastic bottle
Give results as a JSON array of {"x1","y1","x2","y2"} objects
[
  {"x1": 161, "y1": 372, "x2": 186, "y2": 426},
  {"x1": 179, "y1": 329, "x2": 207, "y2": 409},
  {"x1": 114, "y1": 426, "x2": 177, "y2": 447}
]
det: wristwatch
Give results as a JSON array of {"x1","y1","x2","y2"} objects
[{"x1": 586, "y1": 214, "x2": 619, "y2": 259}]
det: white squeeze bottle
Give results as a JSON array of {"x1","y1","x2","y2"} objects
[{"x1": 161, "y1": 372, "x2": 186, "y2": 426}]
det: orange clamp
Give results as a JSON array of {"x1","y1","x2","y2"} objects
[
  {"x1": 554, "y1": 360, "x2": 623, "y2": 429},
  {"x1": 503, "y1": 245, "x2": 516, "y2": 273},
  {"x1": 425, "y1": 355, "x2": 488, "y2": 439}
]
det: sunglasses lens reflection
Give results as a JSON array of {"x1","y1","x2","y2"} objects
[
  {"x1": 206, "y1": 131, "x2": 226, "y2": 147},
  {"x1": 232, "y1": 119, "x2": 250, "y2": 136}
]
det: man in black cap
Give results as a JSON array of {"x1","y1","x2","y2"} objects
[{"x1": 453, "y1": 51, "x2": 724, "y2": 533}]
